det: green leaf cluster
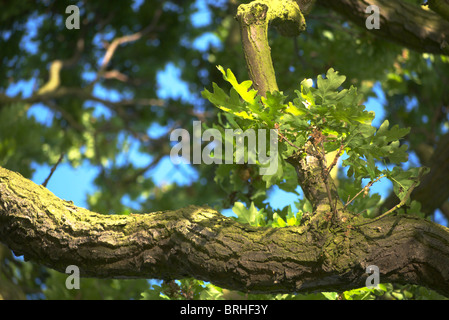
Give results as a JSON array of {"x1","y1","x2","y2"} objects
[
  {"x1": 230, "y1": 201, "x2": 304, "y2": 228},
  {"x1": 203, "y1": 67, "x2": 427, "y2": 214}
]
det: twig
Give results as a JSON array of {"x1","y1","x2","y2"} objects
[
  {"x1": 353, "y1": 177, "x2": 420, "y2": 229},
  {"x1": 374, "y1": 179, "x2": 419, "y2": 220},
  {"x1": 344, "y1": 174, "x2": 386, "y2": 209},
  {"x1": 42, "y1": 153, "x2": 65, "y2": 187},
  {"x1": 98, "y1": 8, "x2": 162, "y2": 72},
  {"x1": 274, "y1": 123, "x2": 302, "y2": 150}
]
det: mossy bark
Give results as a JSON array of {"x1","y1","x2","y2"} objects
[{"x1": 1, "y1": 166, "x2": 449, "y2": 296}]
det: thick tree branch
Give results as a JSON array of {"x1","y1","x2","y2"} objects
[
  {"x1": 317, "y1": 0, "x2": 449, "y2": 55},
  {"x1": 1, "y1": 166, "x2": 449, "y2": 296},
  {"x1": 236, "y1": 0, "x2": 306, "y2": 97},
  {"x1": 428, "y1": 0, "x2": 449, "y2": 22}
]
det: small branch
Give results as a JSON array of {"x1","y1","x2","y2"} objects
[
  {"x1": 37, "y1": 37, "x2": 86, "y2": 95},
  {"x1": 45, "y1": 100, "x2": 85, "y2": 132},
  {"x1": 98, "y1": 8, "x2": 162, "y2": 73},
  {"x1": 62, "y1": 37, "x2": 86, "y2": 68},
  {"x1": 355, "y1": 173, "x2": 425, "y2": 228},
  {"x1": 42, "y1": 153, "x2": 65, "y2": 188},
  {"x1": 274, "y1": 123, "x2": 302, "y2": 150},
  {"x1": 439, "y1": 202, "x2": 449, "y2": 222},
  {"x1": 344, "y1": 174, "x2": 386, "y2": 209},
  {"x1": 103, "y1": 70, "x2": 130, "y2": 82},
  {"x1": 310, "y1": 137, "x2": 336, "y2": 214},
  {"x1": 0, "y1": 89, "x2": 165, "y2": 111},
  {"x1": 37, "y1": 60, "x2": 63, "y2": 95},
  {"x1": 374, "y1": 178, "x2": 420, "y2": 220}
]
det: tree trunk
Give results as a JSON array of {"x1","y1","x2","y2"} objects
[{"x1": 1, "y1": 166, "x2": 449, "y2": 296}]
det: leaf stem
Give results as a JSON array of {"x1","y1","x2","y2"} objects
[{"x1": 274, "y1": 123, "x2": 302, "y2": 150}]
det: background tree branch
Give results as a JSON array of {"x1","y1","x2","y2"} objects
[
  {"x1": 317, "y1": 0, "x2": 449, "y2": 55},
  {"x1": 379, "y1": 132, "x2": 449, "y2": 217}
]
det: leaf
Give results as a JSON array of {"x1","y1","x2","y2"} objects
[
  {"x1": 271, "y1": 212, "x2": 287, "y2": 228},
  {"x1": 366, "y1": 154, "x2": 377, "y2": 180},
  {"x1": 322, "y1": 292, "x2": 339, "y2": 300},
  {"x1": 261, "y1": 154, "x2": 284, "y2": 188},
  {"x1": 199, "y1": 284, "x2": 224, "y2": 300},
  {"x1": 388, "y1": 166, "x2": 429, "y2": 201},
  {"x1": 232, "y1": 202, "x2": 265, "y2": 227},
  {"x1": 286, "y1": 206, "x2": 302, "y2": 226},
  {"x1": 316, "y1": 68, "x2": 347, "y2": 102},
  {"x1": 285, "y1": 101, "x2": 307, "y2": 116},
  {"x1": 302, "y1": 199, "x2": 313, "y2": 214},
  {"x1": 217, "y1": 65, "x2": 258, "y2": 104},
  {"x1": 262, "y1": 91, "x2": 286, "y2": 112},
  {"x1": 282, "y1": 114, "x2": 310, "y2": 131},
  {"x1": 375, "y1": 120, "x2": 410, "y2": 143}
]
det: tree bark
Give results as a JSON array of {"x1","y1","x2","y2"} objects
[
  {"x1": 428, "y1": 0, "x2": 449, "y2": 22},
  {"x1": 318, "y1": 0, "x2": 449, "y2": 55},
  {"x1": 236, "y1": 0, "x2": 306, "y2": 97},
  {"x1": 1, "y1": 166, "x2": 449, "y2": 296}
]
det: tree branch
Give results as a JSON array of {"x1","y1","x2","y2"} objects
[
  {"x1": 317, "y1": 0, "x2": 449, "y2": 55},
  {"x1": 37, "y1": 37, "x2": 85, "y2": 95},
  {"x1": 0, "y1": 88, "x2": 165, "y2": 111},
  {"x1": 427, "y1": 0, "x2": 449, "y2": 22},
  {"x1": 1, "y1": 166, "x2": 449, "y2": 296},
  {"x1": 98, "y1": 8, "x2": 162, "y2": 74},
  {"x1": 41, "y1": 153, "x2": 65, "y2": 188},
  {"x1": 236, "y1": 0, "x2": 306, "y2": 96}
]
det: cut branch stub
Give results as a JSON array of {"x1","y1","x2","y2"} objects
[{"x1": 236, "y1": 0, "x2": 306, "y2": 97}]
